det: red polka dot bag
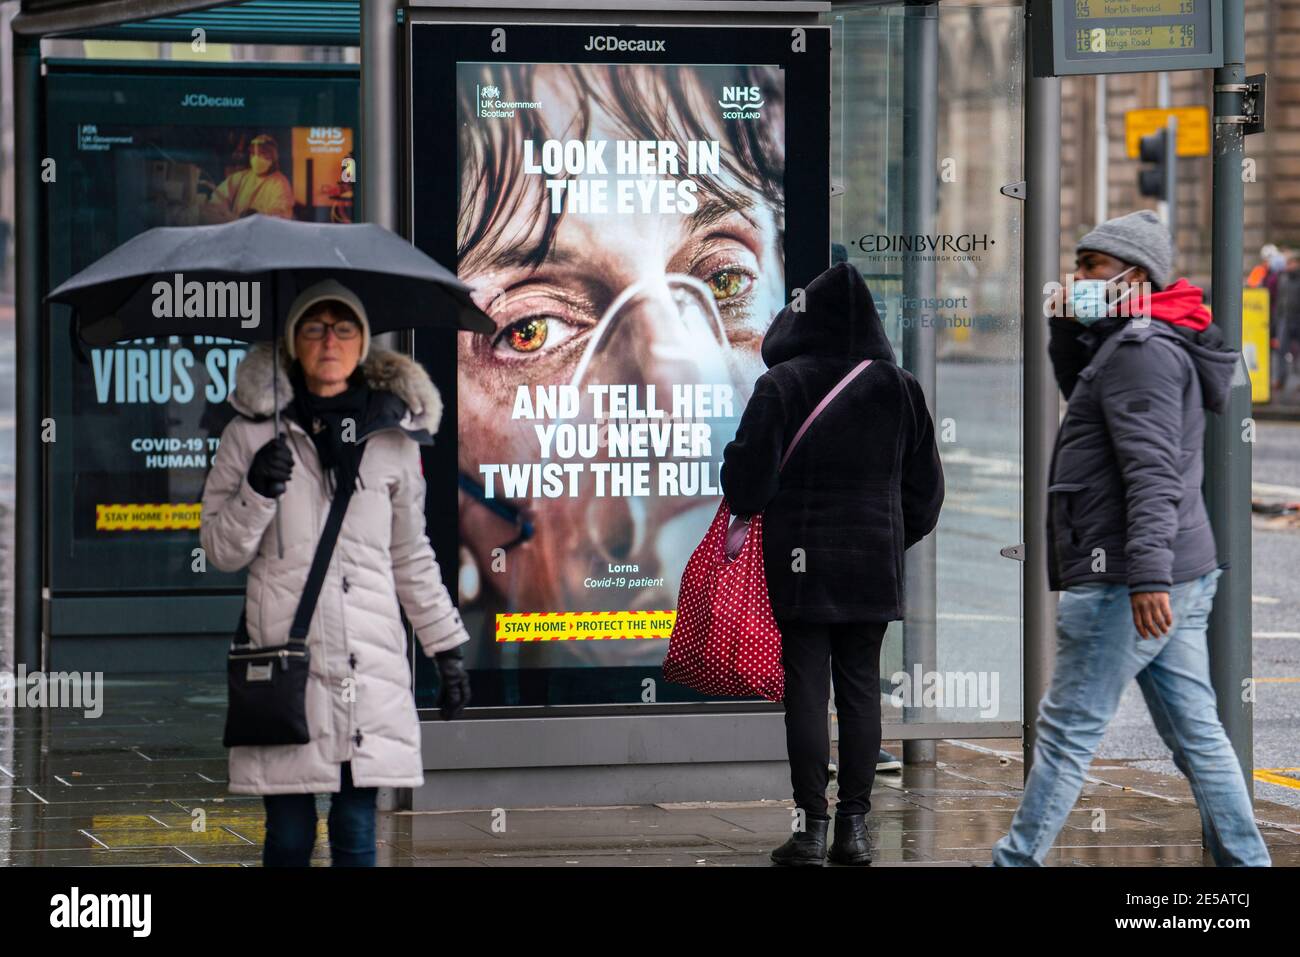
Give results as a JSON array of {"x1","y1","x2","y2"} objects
[{"x1": 663, "y1": 359, "x2": 873, "y2": 701}]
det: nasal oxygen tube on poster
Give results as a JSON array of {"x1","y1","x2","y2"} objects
[
  {"x1": 468, "y1": 270, "x2": 742, "y2": 643},
  {"x1": 565, "y1": 272, "x2": 732, "y2": 571}
]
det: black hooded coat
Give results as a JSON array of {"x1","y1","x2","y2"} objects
[{"x1": 719, "y1": 263, "x2": 945, "y2": 623}]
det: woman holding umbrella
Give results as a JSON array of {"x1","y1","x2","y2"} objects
[{"x1": 199, "y1": 278, "x2": 472, "y2": 867}]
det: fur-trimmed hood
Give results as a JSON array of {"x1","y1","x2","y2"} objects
[{"x1": 230, "y1": 341, "x2": 444, "y2": 438}]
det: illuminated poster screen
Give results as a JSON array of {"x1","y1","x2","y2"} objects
[
  {"x1": 409, "y1": 23, "x2": 830, "y2": 706},
  {"x1": 45, "y1": 65, "x2": 359, "y2": 598}
]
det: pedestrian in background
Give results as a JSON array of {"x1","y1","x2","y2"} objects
[
  {"x1": 201, "y1": 280, "x2": 472, "y2": 866},
  {"x1": 993, "y1": 210, "x2": 1270, "y2": 866},
  {"x1": 721, "y1": 262, "x2": 945, "y2": 866},
  {"x1": 1270, "y1": 250, "x2": 1300, "y2": 395}
]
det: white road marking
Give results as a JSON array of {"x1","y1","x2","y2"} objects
[
  {"x1": 940, "y1": 448, "x2": 1020, "y2": 476},
  {"x1": 1252, "y1": 481, "x2": 1300, "y2": 499}
]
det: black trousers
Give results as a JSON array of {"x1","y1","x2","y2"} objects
[{"x1": 779, "y1": 619, "x2": 888, "y2": 818}]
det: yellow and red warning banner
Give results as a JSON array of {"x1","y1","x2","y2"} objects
[
  {"x1": 496, "y1": 610, "x2": 675, "y2": 642},
  {"x1": 96, "y1": 503, "x2": 202, "y2": 531}
]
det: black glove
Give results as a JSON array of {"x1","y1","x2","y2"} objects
[
  {"x1": 434, "y1": 647, "x2": 471, "y2": 721},
  {"x1": 248, "y1": 435, "x2": 294, "y2": 498}
]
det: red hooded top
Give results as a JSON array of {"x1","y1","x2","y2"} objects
[{"x1": 1148, "y1": 278, "x2": 1212, "y2": 332}]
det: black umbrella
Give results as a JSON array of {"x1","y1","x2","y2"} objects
[
  {"x1": 47, "y1": 214, "x2": 493, "y2": 556},
  {"x1": 47, "y1": 213, "x2": 492, "y2": 342}
]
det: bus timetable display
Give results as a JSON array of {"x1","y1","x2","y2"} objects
[{"x1": 1031, "y1": 0, "x2": 1223, "y2": 76}]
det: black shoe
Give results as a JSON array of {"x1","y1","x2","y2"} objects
[
  {"x1": 770, "y1": 815, "x2": 830, "y2": 866},
  {"x1": 827, "y1": 813, "x2": 872, "y2": 865}
]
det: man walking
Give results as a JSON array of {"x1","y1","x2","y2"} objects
[{"x1": 993, "y1": 210, "x2": 1270, "y2": 866}]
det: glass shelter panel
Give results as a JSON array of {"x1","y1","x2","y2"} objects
[{"x1": 830, "y1": 3, "x2": 1024, "y2": 727}]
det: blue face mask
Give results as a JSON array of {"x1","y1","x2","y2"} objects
[{"x1": 1070, "y1": 266, "x2": 1136, "y2": 325}]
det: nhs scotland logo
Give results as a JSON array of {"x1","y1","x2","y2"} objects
[{"x1": 719, "y1": 85, "x2": 764, "y2": 120}]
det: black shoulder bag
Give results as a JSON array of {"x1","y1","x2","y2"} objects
[{"x1": 223, "y1": 442, "x2": 367, "y2": 748}]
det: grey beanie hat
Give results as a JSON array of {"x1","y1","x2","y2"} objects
[
  {"x1": 284, "y1": 279, "x2": 371, "y2": 362},
  {"x1": 1076, "y1": 209, "x2": 1172, "y2": 290}
]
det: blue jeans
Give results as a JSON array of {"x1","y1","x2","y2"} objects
[
  {"x1": 261, "y1": 762, "x2": 378, "y2": 867},
  {"x1": 994, "y1": 568, "x2": 1270, "y2": 867}
]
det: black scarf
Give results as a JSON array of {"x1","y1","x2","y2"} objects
[{"x1": 289, "y1": 362, "x2": 370, "y2": 498}]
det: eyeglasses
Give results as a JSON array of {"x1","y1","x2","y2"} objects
[{"x1": 298, "y1": 319, "x2": 361, "y2": 341}]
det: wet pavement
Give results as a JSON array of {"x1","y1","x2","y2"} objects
[{"x1": 2, "y1": 674, "x2": 1299, "y2": 866}]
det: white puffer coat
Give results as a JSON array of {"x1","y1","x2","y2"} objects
[{"x1": 200, "y1": 342, "x2": 469, "y2": 795}]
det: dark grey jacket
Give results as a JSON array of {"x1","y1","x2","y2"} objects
[
  {"x1": 720, "y1": 263, "x2": 945, "y2": 623},
  {"x1": 1046, "y1": 315, "x2": 1238, "y2": 593}
]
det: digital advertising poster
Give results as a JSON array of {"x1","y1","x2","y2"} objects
[
  {"x1": 44, "y1": 65, "x2": 359, "y2": 598},
  {"x1": 409, "y1": 23, "x2": 830, "y2": 705}
]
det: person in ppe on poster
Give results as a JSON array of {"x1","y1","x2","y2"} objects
[
  {"x1": 720, "y1": 262, "x2": 945, "y2": 867},
  {"x1": 454, "y1": 63, "x2": 787, "y2": 669},
  {"x1": 200, "y1": 133, "x2": 295, "y2": 223},
  {"x1": 992, "y1": 210, "x2": 1270, "y2": 866},
  {"x1": 200, "y1": 280, "x2": 471, "y2": 867}
]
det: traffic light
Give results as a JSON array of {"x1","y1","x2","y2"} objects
[
  {"x1": 1137, "y1": 119, "x2": 1177, "y2": 252},
  {"x1": 1138, "y1": 126, "x2": 1175, "y2": 203}
]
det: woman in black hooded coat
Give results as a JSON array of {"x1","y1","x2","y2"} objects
[{"x1": 720, "y1": 262, "x2": 945, "y2": 866}]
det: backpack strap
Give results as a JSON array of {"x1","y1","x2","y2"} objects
[{"x1": 779, "y1": 359, "x2": 873, "y2": 471}]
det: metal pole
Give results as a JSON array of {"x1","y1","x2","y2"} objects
[
  {"x1": 1021, "y1": 4, "x2": 1061, "y2": 773},
  {"x1": 13, "y1": 34, "x2": 42, "y2": 670},
  {"x1": 901, "y1": 2, "x2": 938, "y2": 767},
  {"x1": 361, "y1": 0, "x2": 399, "y2": 233},
  {"x1": 1094, "y1": 76, "x2": 1108, "y2": 227},
  {"x1": 361, "y1": 0, "x2": 409, "y2": 813},
  {"x1": 1165, "y1": 114, "x2": 1178, "y2": 265},
  {"x1": 1157, "y1": 73, "x2": 1170, "y2": 235},
  {"x1": 362, "y1": 0, "x2": 404, "y2": 358},
  {"x1": 1206, "y1": 0, "x2": 1253, "y2": 796}
]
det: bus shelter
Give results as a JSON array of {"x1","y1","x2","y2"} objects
[{"x1": 10, "y1": 0, "x2": 1254, "y2": 813}]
